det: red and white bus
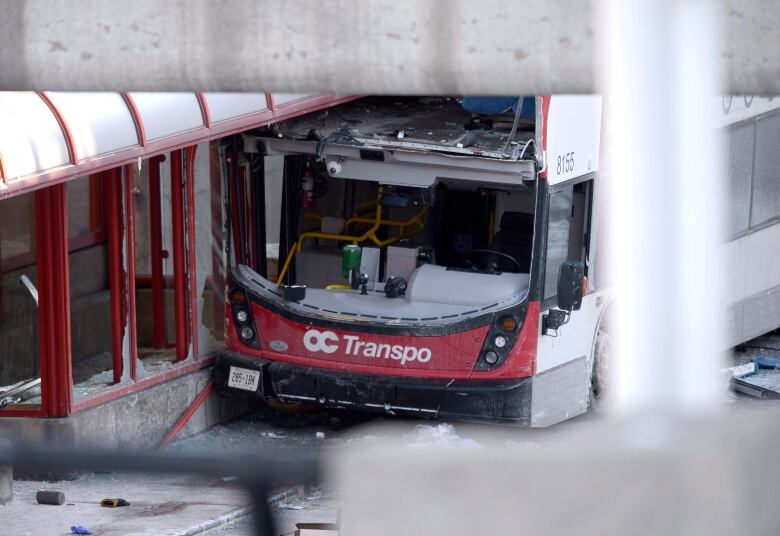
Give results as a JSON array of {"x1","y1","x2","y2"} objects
[{"x1": 215, "y1": 95, "x2": 607, "y2": 426}]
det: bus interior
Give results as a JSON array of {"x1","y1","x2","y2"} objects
[{"x1": 237, "y1": 96, "x2": 543, "y2": 326}]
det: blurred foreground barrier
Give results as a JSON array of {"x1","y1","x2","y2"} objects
[
  {"x1": 332, "y1": 415, "x2": 780, "y2": 536},
  {"x1": 0, "y1": 444, "x2": 320, "y2": 536},
  {"x1": 0, "y1": 0, "x2": 778, "y2": 93}
]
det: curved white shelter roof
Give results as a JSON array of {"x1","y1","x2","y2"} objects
[{"x1": 0, "y1": 92, "x2": 355, "y2": 199}]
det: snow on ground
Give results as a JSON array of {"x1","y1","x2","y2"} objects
[{"x1": 402, "y1": 423, "x2": 482, "y2": 450}]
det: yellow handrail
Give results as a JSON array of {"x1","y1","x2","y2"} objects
[
  {"x1": 351, "y1": 199, "x2": 378, "y2": 217},
  {"x1": 275, "y1": 189, "x2": 427, "y2": 285},
  {"x1": 344, "y1": 206, "x2": 427, "y2": 235},
  {"x1": 325, "y1": 283, "x2": 353, "y2": 291}
]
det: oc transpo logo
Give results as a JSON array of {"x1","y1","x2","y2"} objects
[
  {"x1": 303, "y1": 329, "x2": 339, "y2": 354},
  {"x1": 302, "y1": 329, "x2": 432, "y2": 365}
]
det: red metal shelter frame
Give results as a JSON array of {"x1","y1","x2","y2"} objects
[
  {"x1": 148, "y1": 155, "x2": 168, "y2": 349},
  {"x1": 170, "y1": 149, "x2": 189, "y2": 362},
  {"x1": 106, "y1": 168, "x2": 125, "y2": 384},
  {"x1": 185, "y1": 146, "x2": 200, "y2": 360},
  {"x1": 36, "y1": 184, "x2": 73, "y2": 417},
  {"x1": 124, "y1": 163, "x2": 139, "y2": 381}
]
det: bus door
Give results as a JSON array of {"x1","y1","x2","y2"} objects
[{"x1": 533, "y1": 177, "x2": 599, "y2": 426}]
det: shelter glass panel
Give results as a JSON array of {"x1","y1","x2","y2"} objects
[{"x1": 0, "y1": 193, "x2": 40, "y2": 402}]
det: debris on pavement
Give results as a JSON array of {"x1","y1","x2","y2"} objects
[
  {"x1": 278, "y1": 501, "x2": 307, "y2": 510},
  {"x1": 724, "y1": 362, "x2": 757, "y2": 378},
  {"x1": 731, "y1": 356, "x2": 780, "y2": 399},
  {"x1": 754, "y1": 356, "x2": 780, "y2": 369},
  {"x1": 70, "y1": 525, "x2": 92, "y2": 535},
  {"x1": 293, "y1": 522, "x2": 339, "y2": 535},
  {"x1": 100, "y1": 497, "x2": 130, "y2": 507},
  {"x1": 36, "y1": 490, "x2": 65, "y2": 505},
  {"x1": 721, "y1": 362, "x2": 757, "y2": 390},
  {"x1": 305, "y1": 489, "x2": 323, "y2": 501},
  {"x1": 315, "y1": 432, "x2": 325, "y2": 440},
  {"x1": 732, "y1": 369, "x2": 780, "y2": 399}
]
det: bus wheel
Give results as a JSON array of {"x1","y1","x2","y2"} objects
[{"x1": 589, "y1": 329, "x2": 614, "y2": 413}]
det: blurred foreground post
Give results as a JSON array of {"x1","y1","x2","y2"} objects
[{"x1": 603, "y1": 0, "x2": 725, "y2": 415}]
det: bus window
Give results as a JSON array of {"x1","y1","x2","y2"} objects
[{"x1": 544, "y1": 180, "x2": 592, "y2": 302}]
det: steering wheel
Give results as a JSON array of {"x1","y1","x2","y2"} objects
[{"x1": 464, "y1": 249, "x2": 522, "y2": 274}]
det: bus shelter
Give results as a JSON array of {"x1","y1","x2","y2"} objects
[{"x1": 0, "y1": 91, "x2": 355, "y2": 424}]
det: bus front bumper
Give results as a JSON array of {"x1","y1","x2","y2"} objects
[{"x1": 214, "y1": 353, "x2": 532, "y2": 425}]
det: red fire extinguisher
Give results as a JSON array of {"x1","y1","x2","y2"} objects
[{"x1": 300, "y1": 167, "x2": 314, "y2": 209}]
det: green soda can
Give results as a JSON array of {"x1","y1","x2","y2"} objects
[{"x1": 341, "y1": 244, "x2": 362, "y2": 280}]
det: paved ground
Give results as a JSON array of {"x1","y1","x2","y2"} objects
[
  {"x1": 4, "y1": 472, "x2": 250, "y2": 536},
  {"x1": 211, "y1": 486, "x2": 337, "y2": 536},
  {"x1": 0, "y1": 405, "x2": 372, "y2": 536},
  {"x1": 3, "y1": 332, "x2": 780, "y2": 535}
]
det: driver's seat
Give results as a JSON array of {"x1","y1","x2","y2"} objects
[{"x1": 490, "y1": 212, "x2": 533, "y2": 272}]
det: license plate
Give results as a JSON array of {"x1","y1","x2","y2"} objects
[{"x1": 227, "y1": 366, "x2": 260, "y2": 392}]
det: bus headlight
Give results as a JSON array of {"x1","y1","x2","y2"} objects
[
  {"x1": 484, "y1": 350, "x2": 499, "y2": 364},
  {"x1": 493, "y1": 335, "x2": 507, "y2": 349},
  {"x1": 499, "y1": 315, "x2": 517, "y2": 332},
  {"x1": 236, "y1": 310, "x2": 248, "y2": 323},
  {"x1": 240, "y1": 326, "x2": 255, "y2": 341}
]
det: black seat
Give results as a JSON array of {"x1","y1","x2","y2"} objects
[{"x1": 490, "y1": 212, "x2": 533, "y2": 272}]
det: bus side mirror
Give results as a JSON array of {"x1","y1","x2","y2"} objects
[
  {"x1": 542, "y1": 261, "x2": 585, "y2": 336},
  {"x1": 557, "y1": 261, "x2": 584, "y2": 312}
]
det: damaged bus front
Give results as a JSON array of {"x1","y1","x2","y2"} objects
[{"x1": 215, "y1": 96, "x2": 606, "y2": 426}]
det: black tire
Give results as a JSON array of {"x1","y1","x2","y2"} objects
[{"x1": 589, "y1": 328, "x2": 614, "y2": 414}]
